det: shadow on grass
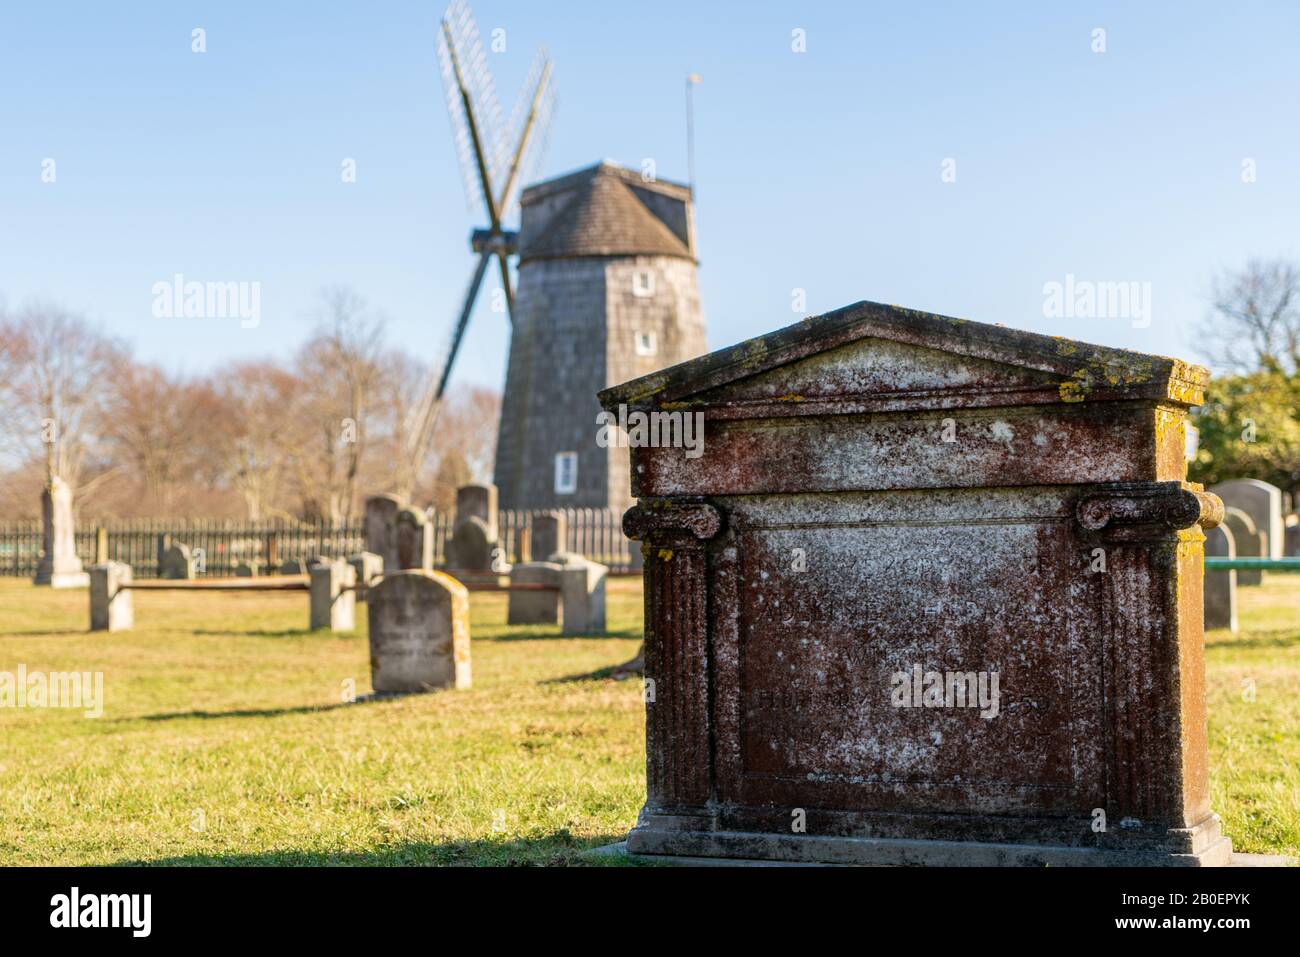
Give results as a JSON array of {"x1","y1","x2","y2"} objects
[
  {"x1": 546, "y1": 663, "x2": 640, "y2": 684},
  {"x1": 114, "y1": 695, "x2": 404, "y2": 723},
  {"x1": 1206, "y1": 632, "x2": 1300, "y2": 650},
  {"x1": 191, "y1": 628, "x2": 322, "y2": 639},
  {"x1": 111, "y1": 831, "x2": 643, "y2": 867},
  {"x1": 485, "y1": 626, "x2": 643, "y2": 643}
]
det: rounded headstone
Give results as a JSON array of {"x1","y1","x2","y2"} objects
[
  {"x1": 367, "y1": 570, "x2": 471, "y2": 693},
  {"x1": 450, "y1": 516, "x2": 494, "y2": 571}
]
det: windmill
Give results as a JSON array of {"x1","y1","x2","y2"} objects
[{"x1": 398, "y1": 0, "x2": 556, "y2": 496}]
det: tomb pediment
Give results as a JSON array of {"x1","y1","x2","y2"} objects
[{"x1": 600, "y1": 300, "x2": 1208, "y2": 416}]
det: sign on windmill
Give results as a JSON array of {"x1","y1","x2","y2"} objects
[{"x1": 397, "y1": 0, "x2": 557, "y2": 496}]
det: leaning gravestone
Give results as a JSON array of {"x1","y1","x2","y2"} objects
[
  {"x1": 367, "y1": 570, "x2": 470, "y2": 693},
  {"x1": 602, "y1": 301, "x2": 1231, "y2": 866},
  {"x1": 160, "y1": 543, "x2": 196, "y2": 580},
  {"x1": 364, "y1": 494, "x2": 403, "y2": 571},
  {"x1": 395, "y1": 507, "x2": 433, "y2": 570},
  {"x1": 34, "y1": 476, "x2": 88, "y2": 588},
  {"x1": 1203, "y1": 524, "x2": 1237, "y2": 633},
  {"x1": 1221, "y1": 507, "x2": 1263, "y2": 586},
  {"x1": 1211, "y1": 479, "x2": 1283, "y2": 560},
  {"x1": 530, "y1": 511, "x2": 566, "y2": 562}
]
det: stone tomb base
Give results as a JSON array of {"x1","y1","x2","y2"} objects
[
  {"x1": 623, "y1": 811, "x2": 1234, "y2": 867},
  {"x1": 593, "y1": 838, "x2": 1283, "y2": 868}
]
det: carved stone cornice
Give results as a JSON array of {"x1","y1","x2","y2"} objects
[
  {"x1": 1076, "y1": 482, "x2": 1223, "y2": 542},
  {"x1": 623, "y1": 499, "x2": 722, "y2": 543}
]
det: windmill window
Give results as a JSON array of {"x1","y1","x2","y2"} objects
[
  {"x1": 632, "y1": 270, "x2": 656, "y2": 297},
  {"x1": 554, "y1": 452, "x2": 578, "y2": 495},
  {"x1": 634, "y1": 331, "x2": 658, "y2": 356}
]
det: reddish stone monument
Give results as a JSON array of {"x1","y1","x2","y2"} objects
[{"x1": 601, "y1": 301, "x2": 1230, "y2": 866}]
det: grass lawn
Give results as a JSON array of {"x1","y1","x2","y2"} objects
[
  {"x1": 0, "y1": 576, "x2": 646, "y2": 865},
  {"x1": 0, "y1": 572, "x2": 1295, "y2": 865}
]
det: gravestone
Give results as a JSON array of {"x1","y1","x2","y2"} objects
[
  {"x1": 1203, "y1": 524, "x2": 1237, "y2": 633},
  {"x1": 531, "y1": 511, "x2": 566, "y2": 562},
  {"x1": 456, "y1": 483, "x2": 498, "y2": 540},
  {"x1": 348, "y1": 551, "x2": 383, "y2": 586},
  {"x1": 507, "y1": 562, "x2": 562, "y2": 624},
  {"x1": 396, "y1": 507, "x2": 433, "y2": 570},
  {"x1": 89, "y1": 561, "x2": 133, "y2": 631},
  {"x1": 1211, "y1": 479, "x2": 1283, "y2": 560},
  {"x1": 235, "y1": 561, "x2": 263, "y2": 577},
  {"x1": 560, "y1": 558, "x2": 607, "y2": 635},
  {"x1": 1221, "y1": 507, "x2": 1263, "y2": 586},
  {"x1": 364, "y1": 494, "x2": 403, "y2": 571},
  {"x1": 367, "y1": 570, "x2": 471, "y2": 693},
  {"x1": 34, "y1": 476, "x2": 88, "y2": 588},
  {"x1": 160, "y1": 543, "x2": 196, "y2": 580},
  {"x1": 602, "y1": 301, "x2": 1231, "y2": 866},
  {"x1": 280, "y1": 558, "x2": 307, "y2": 576},
  {"x1": 449, "y1": 515, "x2": 496, "y2": 572},
  {"x1": 309, "y1": 560, "x2": 356, "y2": 631}
]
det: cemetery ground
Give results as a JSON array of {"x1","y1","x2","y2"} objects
[
  {"x1": 0, "y1": 575, "x2": 1296, "y2": 866},
  {"x1": 0, "y1": 578, "x2": 645, "y2": 865}
]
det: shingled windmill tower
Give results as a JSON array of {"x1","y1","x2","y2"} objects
[{"x1": 493, "y1": 161, "x2": 707, "y2": 514}]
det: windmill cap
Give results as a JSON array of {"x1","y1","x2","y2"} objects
[{"x1": 517, "y1": 161, "x2": 695, "y2": 263}]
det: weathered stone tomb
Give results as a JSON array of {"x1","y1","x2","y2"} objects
[{"x1": 601, "y1": 301, "x2": 1230, "y2": 866}]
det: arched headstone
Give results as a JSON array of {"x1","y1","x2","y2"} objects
[
  {"x1": 396, "y1": 507, "x2": 433, "y2": 570},
  {"x1": 1221, "y1": 507, "x2": 1263, "y2": 585},
  {"x1": 364, "y1": 494, "x2": 403, "y2": 571},
  {"x1": 367, "y1": 570, "x2": 470, "y2": 693},
  {"x1": 531, "y1": 511, "x2": 566, "y2": 562},
  {"x1": 1211, "y1": 479, "x2": 1283, "y2": 560},
  {"x1": 161, "y1": 543, "x2": 196, "y2": 580}
]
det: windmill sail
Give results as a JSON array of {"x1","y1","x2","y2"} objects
[
  {"x1": 437, "y1": 0, "x2": 509, "y2": 211},
  {"x1": 397, "y1": 1, "x2": 556, "y2": 498}
]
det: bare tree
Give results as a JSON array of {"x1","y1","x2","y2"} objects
[
  {"x1": 414, "y1": 387, "x2": 501, "y2": 512},
  {"x1": 0, "y1": 303, "x2": 121, "y2": 491},
  {"x1": 372, "y1": 348, "x2": 434, "y2": 501},
  {"x1": 294, "y1": 287, "x2": 385, "y2": 524},
  {"x1": 211, "y1": 362, "x2": 305, "y2": 520},
  {"x1": 100, "y1": 365, "x2": 216, "y2": 513},
  {"x1": 1202, "y1": 259, "x2": 1300, "y2": 374}
]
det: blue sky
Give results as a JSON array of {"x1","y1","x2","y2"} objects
[{"x1": 2, "y1": 1, "x2": 1298, "y2": 389}]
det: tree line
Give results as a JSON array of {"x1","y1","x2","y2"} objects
[
  {"x1": 1190, "y1": 259, "x2": 1300, "y2": 500},
  {"x1": 0, "y1": 287, "x2": 499, "y2": 523}
]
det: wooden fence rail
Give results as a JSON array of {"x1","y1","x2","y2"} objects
[{"x1": 0, "y1": 508, "x2": 636, "y2": 578}]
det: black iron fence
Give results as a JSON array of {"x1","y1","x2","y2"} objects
[{"x1": 0, "y1": 508, "x2": 636, "y2": 579}]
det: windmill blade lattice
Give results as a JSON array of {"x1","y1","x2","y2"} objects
[
  {"x1": 399, "y1": 1, "x2": 557, "y2": 496},
  {"x1": 436, "y1": 0, "x2": 510, "y2": 211}
]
